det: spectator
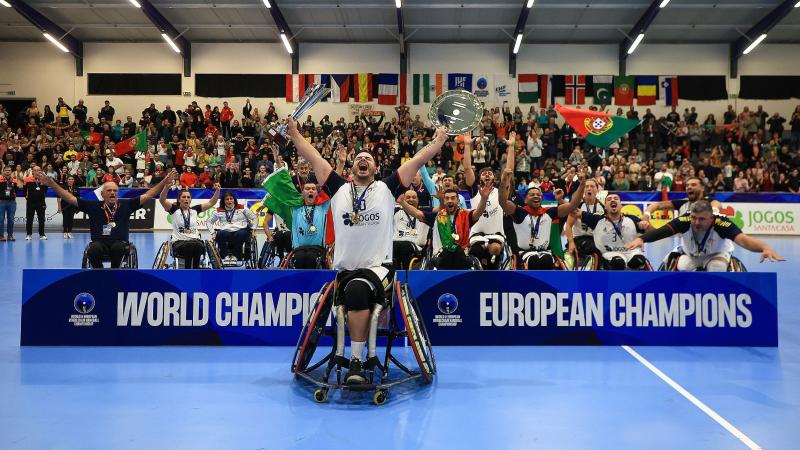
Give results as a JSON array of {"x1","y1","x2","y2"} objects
[
  {"x1": 23, "y1": 165, "x2": 48, "y2": 240},
  {"x1": 179, "y1": 166, "x2": 199, "y2": 188},
  {"x1": 0, "y1": 165, "x2": 22, "y2": 241}
]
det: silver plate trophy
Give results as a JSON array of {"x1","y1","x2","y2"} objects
[
  {"x1": 270, "y1": 83, "x2": 332, "y2": 147},
  {"x1": 428, "y1": 89, "x2": 483, "y2": 135}
]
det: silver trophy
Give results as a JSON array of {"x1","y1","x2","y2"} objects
[
  {"x1": 429, "y1": 89, "x2": 483, "y2": 135},
  {"x1": 270, "y1": 83, "x2": 332, "y2": 148}
]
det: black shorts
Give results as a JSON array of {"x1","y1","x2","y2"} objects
[{"x1": 333, "y1": 264, "x2": 394, "y2": 308}]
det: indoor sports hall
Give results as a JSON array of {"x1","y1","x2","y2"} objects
[{"x1": 1, "y1": 1, "x2": 799, "y2": 449}]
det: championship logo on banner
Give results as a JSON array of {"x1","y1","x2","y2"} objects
[{"x1": 473, "y1": 74, "x2": 492, "y2": 100}]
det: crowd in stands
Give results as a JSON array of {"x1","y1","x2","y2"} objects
[{"x1": 1, "y1": 97, "x2": 800, "y2": 194}]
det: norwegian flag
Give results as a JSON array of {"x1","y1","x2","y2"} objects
[{"x1": 564, "y1": 75, "x2": 586, "y2": 105}]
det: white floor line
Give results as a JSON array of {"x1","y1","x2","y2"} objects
[{"x1": 621, "y1": 345, "x2": 763, "y2": 450}]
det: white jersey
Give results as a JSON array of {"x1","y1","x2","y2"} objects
[
  {"x1": 512, "y1": 206, "x2": 559, "y2": 251},
  {"x1": 582, "y1": 213, "x2": 642, "y2": 254},
  {"x1": 469, "y1": 185, "x2": 503, "y2": 237},
  {"x1": 169, "y1": 204, "x2": 202, "y2": 241},
  {"x1": 572, "y1": 201, "x2": 604, "y2": 238},
  {"x1": 324, "y1": 172, "x2": 404, "y2": 270},
  {"x1": 393, "y1": 209, "x2": 429, "y2": 248}
]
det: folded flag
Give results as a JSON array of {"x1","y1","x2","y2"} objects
[{"x1": 555, "y1": 104, "x2": 639, "y2": 148}]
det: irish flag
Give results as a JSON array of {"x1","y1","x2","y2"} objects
[
  {"x1": 518, "y1": 74, "x2": 540, "y2": 103},
  {"x1": 114, "y1": 131, "x2": 147, "y2": 157}
]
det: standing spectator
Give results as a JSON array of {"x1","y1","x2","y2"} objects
[
  {"x1": 99, "y1": 100, "x2": 115, "y2": 123},
  {"x1": 733, "y1": 171, "x2": 751, "y2": 192},
  {"x1": 24, "y1": 165, "x2": 48, "y2": 240},
  {"x1": 242, "y1": 98, "x2": 252, "y2": 119},
  {"x1": 72, "y1": 100, "x2": 87, "y2": 125},
  {"x1": 179, "y1": 166, "x2": 199, "y2": 188},
  {"x1": 0, "y1": 165, "x2": 22, "y2": 241},
  {"x1": 220, "y1": 101, "x2": 234, "y2": 139},
  {"x1": 58, "y1": 175, "x2": 81, "y2": 239},
  {"x1": 56, "y1": 98, "x2": 71, "y2": 125}
]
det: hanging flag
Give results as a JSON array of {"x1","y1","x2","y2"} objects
[
  {"x1": 592, "y1": 75, "x2": 613, "y2": 105},
  {"x1": 518, "y1": 74, "x2": 539, "y2": 104},
  {"x1": 493, "y1": 75, "x2": 515, "y2": 106},
  {"x1": 399, "y1": 74, "x2": 407, "y2": 105},
  {"x1": 539, "y1": 75, "x2": 549, "y2": 108},
  {"x1": 330, "y1": 74, "x2": 350, "y2": 103},
  {"x1": 473, "y1": 74, "x2": 492, "y2": 101},
  {"x1": 353, "y1": 73, "x2": 373, "y2": 103},
  {"x1": 285, "y1": 74, "x2": 305, "y2": 103},
  {"x1": 318, "y1": 74, "x2": 330, "y2": 102},
  {"x1": 658, "y1": 76, "x2": 679, "y2": 106},
  {"x1": 377, "y1": 73, "x2": 399, "y2": 105},
  {"x1": 447, "y1": 73, "x2": 473, "y2": 92},
  {"x1": 412, "y1": 74, "x2": 443, "y2": 104},
  {"x1": 555, "y1": 104, "x2": 639, "y2": 148},
  {"x1": 635, "y1": 76, "x2": 657, "y2": 106},
  {"x1": 614, "y1": 76, "x2": 635, "y2": 106},
  {"x1": 80, "y1": 130, "x2": 103, "y2": 146},
  {"x1": 564, "y1": 75, "x2": 586, "y2": 105},
  {"x1": 114, "y1": 130, "x2": 147, "y2": 157}
]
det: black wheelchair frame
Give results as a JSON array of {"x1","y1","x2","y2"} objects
[
  {"x1": 657, "y1": 252, "x2": 748, "y2": 272},
  {"x1": 81, "y1": 241, "x2": 139, "y2": 269},
  {"x1": 152, "y1": 239, "x2": 224, "y2": 269}
]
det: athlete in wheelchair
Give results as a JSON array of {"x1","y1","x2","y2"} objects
[
  {"x1": 498, "y1": 141, "x2": 587, "y2": 270},
  {"x1": 152, "y1": 183, "x2": 223, "y2": 269},
  {"x1": 626, "y1": 200, "x2": 785, "y2": 272},
  {"x1": 564, "y1": 178, "x2": 605, "y2": 269},
  {"x1": 578, "y1": 193, "x2": 654, "y2": 271},
  {"x1": 37, "y1": 168, "x2": 172, "y2": 269},
  {"x1": 396, "y1": 185, "x2": 492, "y2": 270},
  {"x1": 206, "y1": 191, "x2": 259, "y2": 269},
  {"x1": 392, "y1": 190, "x2": 431, "y2": 270}
]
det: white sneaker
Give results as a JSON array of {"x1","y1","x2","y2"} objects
[
  {"x1": 68, "y1": 232, "x2": 73, "y2": 239},
  {"x1": 25, "y1": 235, "x2": 32, "y2": 240},
  {"x1": 64, "y1": 233, "x2": 69, "y2": 239},
  {"x1": 40, "y1": 235, "x2": 47, "y2": 240}
]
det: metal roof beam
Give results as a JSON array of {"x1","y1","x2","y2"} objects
[
  {"x1": 135, "y1": 0, "x2": 190, "y2": 76},
  {"x1": 730, "y1": 0, "x2": 797, "y2": 77},
  {"x1": 264, "y1": 1, "x2": 298, "y2": 73},
  {"x1": 6, "y1": 0, "x2": 83, "y2": 74},
  {"x1": 509, "y1": 1, "x2": 532, "y2": 76},
  {"x1": 618, "y1": 0, "x2": 664, "y2": 75}
]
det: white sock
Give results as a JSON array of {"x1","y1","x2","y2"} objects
[{"x1": 350, "y1": 340, "x2": 365, "y2": 361}]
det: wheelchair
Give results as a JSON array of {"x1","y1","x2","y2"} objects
[
  {"x1": 292, "y1": 275, "x2": 435, "y2": 405},
  {"x1": 578, "y1": 253, "x2": 654, "y2": 271},
  {"x1": 657, "y1": 252, "x2": 748, "y2": 272},
  {"x1": 212, "y1": 231, "x2": 259, "y2": 269},
  {"x1": 81, "y1": 241, "x2": 138, "y2": 269},
  {"x1": 152, "y1": 239, "x2": 224, "y2": 269},
  {"x1": 515, "y1": 249, "x2": 569, "y2": 270},
  {"x1": 278, "y1": 245, "x2": 332, "y2": 269},
  {"x1": 419, "y1": 247, "x2": 483, "y2": 270}
]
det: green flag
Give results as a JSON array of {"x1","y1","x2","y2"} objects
[
  {"x1": 555, "y1": 104, "x2": 639, "y2": 148},
  {"x1": 261, "y1": 167, "x2": 304, "y2": 228},
  {"x1": 592, "y1": 75, "x2": 612, "y2": 105}
]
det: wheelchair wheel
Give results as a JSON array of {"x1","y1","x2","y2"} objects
[
  {"x1": 81, "y1": 246, "x2": 90, "y2": 269},
  {"x1": 258, "y1": 241, "x2": 275, "y2": 269},
  {"x1": 468, "y1": 256, "x2": 483, "y2": 271},
  {"x1": 205, "y1": 240, "x2": 224, "y2": 269},
  {"x1": 658, "y1": 252, "x2": 681, "y2": 272},
  {"x1": 292, "y1": 281, "x2": 335, "y2": 376},
  {"x1": 579, "y1": 254, "x2": 600, "y2": 271},
  {"x1": 153, "y1": 241, "x2": 170, "y2": 269},
  {"x1": 395, "y1": 281, "x2": 435, "y2": 383},
  {"x1": 246, "y1": 235, "x2": 259, "y2": 269},
  {"x1": 729, "y1": 256, "x2": 747, "y2": 272},
  {"x1": 121, "y1": 243, "x2": 138, "y2": 269}
]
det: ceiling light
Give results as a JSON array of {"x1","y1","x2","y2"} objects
[
  {"x1": 280, "y1": 33, "x2": 293, "y2": 54},
  {"x1": 161, "y1": 33, "x2": 181, "y2": 53},
  {"x1": 262, "y1": 0, "x2": 271, "y2": 8},
  {"x1": 627, "y1": 33, "x2": 644, "y2": 55},
  {"x1": 795, "y1": 0, "x2": 799, "y2": 7},
  {"x1": 526, "y1": 0, "x2": 534, "y2": 8},
  {"x1": 128, "y1": 0, "x2": 141, "y2": 7},
  {"x1": 513, "y1": 33, "x2": 523, "y2": 54},
  {"x1": 395, "y1": 0, "x2": 401, "y2": 8},
  {"x1": 659, "y1": 0, "x2": 670, "y2": 7},
  {"x1": 0, "y1": 1, "x2": 11, "y2": 8},
  {"x1": 743, "y1": 33, "x2": 767, "y2": 55},
  {"x1": 43, "y1": 33, "x2": 69, "y2": 53}
]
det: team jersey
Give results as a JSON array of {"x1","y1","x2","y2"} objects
[
  {"x1": 291, "y1": 201, "x2": 330, "y2": 248},
  {"x1": 663, "y1": 213, "x2": 740, "y2": 256},
  {"x1": 511, "y1": 206, "x2": 559, "y2": 251},
  {"x1": 672, "y1": 195, "x2": 716, "y2": 215},
  {"x1": 168, "y1": 204, "x2": 203, "y2": 241},
  {"x1": 322, "y1": 171, "x2": 405, "y2": 270},
  {"x1": 582, "y1": 212, "x2": 642, "y2": 253},
  {"x1": 469, "y1": 183, "x2": 503, "y2": 237},
  {"x1": 572, "y1": 201, "x2": 605, "y2": 238},
  {"x1": 421, "y1": 209, "x2": 477, "y2": 255},
  {"x1": 393, "y1": 209, "x2": 429, "y2": 248}
]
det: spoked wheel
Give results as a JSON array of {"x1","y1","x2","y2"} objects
[
  {"x1": 292, "y1": 281, "x2": 335, "y2": 376},
  {"x1": 729, "y1": 256, "x2": 747, "y2": 272},
  {"x1": 205, "y1": 240, "x2": 224, "y2": 269},
  {"x1": 395, "y1": 281, "x2": 435, "y2": 382},
  {"x1": 247, "y1": 236, "x2": 259, "y2": 269},
  {"x1": 152, "y1": 241, "x2": 170, "y2": 269},
  {"x1": 258, "y1": 241, "x2": 275, "y2": 269}
]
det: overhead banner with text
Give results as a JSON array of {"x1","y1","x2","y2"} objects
[{"x1": 22, "y1": 270, "x2": 777, "y2": 347}]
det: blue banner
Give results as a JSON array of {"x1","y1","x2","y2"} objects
[{"x1": 21, "y1": 270, "x2": 777, "y2": 347}]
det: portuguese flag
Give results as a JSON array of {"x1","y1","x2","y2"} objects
[
  {"x1": 80, "y1": 130, "x2": 103, "y2": 146},
  {"x1": 555, "y1": 104, "x2": 639, "y2": 148},
  {"x1": 114, "y1": 130, "x2": 147, "y2": 157}
]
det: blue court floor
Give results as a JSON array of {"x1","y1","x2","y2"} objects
[{"x1": 1, "y1": 231, "x2": 798, "y2": 450}]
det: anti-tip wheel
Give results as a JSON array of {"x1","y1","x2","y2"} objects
[
  {"x1": 313, "y1": 388, "x2": 329, "y2": 403},
  {"x1": 372, "y1": 390, "x2": 388, "y2": 406}
]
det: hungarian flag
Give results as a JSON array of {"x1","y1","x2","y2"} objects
[
  {"x1": 658, "y1": 76, "x2": 678, "y2": 106},
  {"x1": 352, "y1": 73, "x2": 373, "y2": 103},
  {"x1": 330, "y1": 74, "x2": 350, "y2": 102},
  {"x1": 377, "y1": 73, "x2": 399, "y2": 105},
  {"x1": 614, "y1": 76, "x2": 635, "y2": 106},
  {"x1": 592, "y1": 75, "x2": 612, "y2": 105},
  {"x1": 564, "y1": 75, "x2": 586, "y2": 105},
  {"x1": 80, "y1": 130, "x2": 103, "y2": 146},
  {"x1": 114, "y1": 130, "x2": 147, "y2": 157},
  {"x1": 555, "y1": 104, "x2": 639, "y2": 148},
  {"x1": 635, "y1": 76, "x2": 657, "y2": 106},
  {"x1": 411, "y1": 74, "x2": 443, "y2": 104},
  {"x1": 517, "y1": 74, "x2": 539, "y2": 103}
]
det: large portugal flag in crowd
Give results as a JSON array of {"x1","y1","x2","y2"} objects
[{"x1": 555, "y1": 104, "x2": 640, "y2": 148}]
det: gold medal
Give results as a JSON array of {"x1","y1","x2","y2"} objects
[
  {"x1": 309, "y1": 225, "x2": 317, "y2": 233},
  {"x1": 351, "y1": 212, "x2": 360, "y2": 224},
  {"x1": 451, "y1": 233, "x2": 459, "y2": 241}
]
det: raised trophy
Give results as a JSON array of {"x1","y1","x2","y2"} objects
[
  {"x1": 428, "y1": 89, "x2": 483, "y2": 135},
  {"x1": 269, "y1": 83, "x2": 332, "y2": 148}
]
